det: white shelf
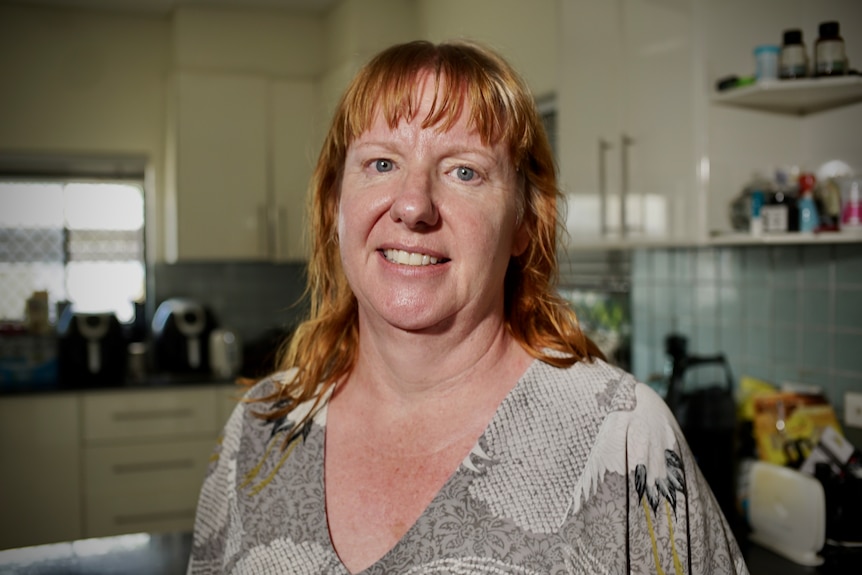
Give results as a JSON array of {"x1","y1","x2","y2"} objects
[
  {"x1": 712, "y1": 76, "x2": 862, "y2": 116},
  {"x1": 708, "y1": 230, "x2": 862, "y2": 246}
]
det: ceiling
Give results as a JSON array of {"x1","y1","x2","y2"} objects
[{"x1": 1, "y1": 0, "x2": 339, "y2": 15}]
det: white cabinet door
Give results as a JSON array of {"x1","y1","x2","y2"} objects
[
  {"x1": 558, "y1": 0, "x2": 624, "y2": 247},
  {"x1": 271, "y1": 79, "x2": 318, "y2": 262},
  {"x1": 174, "y1": 72, "x2": 269, "y2": 260},
  {"x1": 0, "y1": 394, "x2": 82, "y2": 548},
  {"x1": 620, "y1": 0, "x2": 699, "y2": 244},
  {"x1": 83, "y1": 439, "x2": 214, "y2": 537},
  {"x1": 558, "y1": 0, "x2": 699, "y2": 248}
]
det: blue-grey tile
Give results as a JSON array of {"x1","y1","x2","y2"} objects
[
  {"x1": 717, "y1": 248, "x2": 742, "y2": 285},
  {"x1": 631, "y1": 282, "x2": 651, "y2": 311},
  {"x1": 835, "y1": 244, "x2": 862, "y2": 286},
  {"x1": 772, "y1": 364, "x2": 802, "y2": 387},
  {"x1": 653, "y1": 250, "x2": 671, "y2": 280},
  {"x1": 801, "y1": 328, "x2": 831, "y2": 372},
  {"x1": 772, "y1": 288, "x2": 799, "y2": 326},
  {"x1": 695, "y1": 248, "x2": 718, "y2": 282},
  {"x1": 719, "y1": 285, "x2": 744, "y2": 322},
  {"x1": 743, "y1": 247, "x2": 770, "y2": 285},
  {"x1": 673, "y1": 249, "x2": 695, "y2": 282},
  {"x1": 833, "y1": 288, "x2": 862, "y2": 331},
  {"x1": 746, "y1": 324, "x2": 772, "y2": 364},
  {"x1": 719, "y1": 323, "x2": 746, "y2": 372},
  {"x1": 653, "y1": 282, "x2": 673, "y2": 317},
  {"x1": 739, "y1": 360, "x2": 774, "y2": 384},
  {"x1": 695, "y1": 285, "x2": 719, "y2": 317},
  {"x1": 833, "y1": 331, "x2": 862, "y2": 374},
  {"x1": 800, "y1": 245, "x2": 833, "y2": 288},
  {"x1": 632, "y1": 249, "x2": 651, "y2": 281},
  {"x1": 693, "y1": 322, "x2": 719, "y2": 355},
  {"x1": 743, "y1": 285, "x2": 771, "y2": 324},
  {"x1": 672, "y1": 285, "x2": 695, "y2": 318},
  {"x1": 771, "y1": 246, "x2": 800, "y2": 288},
  {"x1": 800, "y1": 287, "x2": 831, "y2": 328},
  {"x1": 772, "y1": 325, "x2": 799, "y2": 366}
]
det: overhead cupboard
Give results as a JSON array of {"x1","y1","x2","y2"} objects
[
  {"x1": 556, "y1": 0, "x2": 862, "y2": 250},
  {"x1": 166, "y1": 72, "x2": 317, "y2": 262}
]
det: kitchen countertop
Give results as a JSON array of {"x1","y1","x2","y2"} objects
[
  {"x1": 0, "y1": 372, "x2": 238, "y2": 397},
  {"x1": 1, "y1": 531, "x2": 859, "y2": 574}
]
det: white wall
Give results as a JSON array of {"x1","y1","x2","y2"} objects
[{"x1": 418, "y1": 0, "x2": 557, "y2": 99}]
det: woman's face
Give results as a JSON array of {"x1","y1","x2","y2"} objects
[{"x1": 337, "y1": 77, "x2": 528, "y2": 335}]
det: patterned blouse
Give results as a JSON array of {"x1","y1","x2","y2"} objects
[{"x1": 187, "y1": 358, "x2": 749, "y2": 574}]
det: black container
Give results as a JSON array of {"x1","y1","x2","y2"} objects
[
  {"x1": 664, "y1": 334, "x2": 739, "y2": 530},
  {"x1": 57, "y1": 309, "x2": 127, "y2": 388},
  {"x1": 151, "y1": 298, "x2": 217, "y2": 374}
]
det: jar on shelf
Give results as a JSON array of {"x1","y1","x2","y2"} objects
[
  {"x1": 815, "y1": 21, "x2": 847, "y2": 77},
  {"x1": 779, "y1": 29, "x2": 808, "y2": 79}
]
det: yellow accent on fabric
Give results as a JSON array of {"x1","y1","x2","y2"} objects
[
  {"x1": 642, "y1": 497, "x2": 666, "y2": 575},
  {"x1": 240, "y1": 436, "x2": 280, "y2": 489},
  {"x1": 665, "y1": 500, "x2": 685, "y2": 575},
  {"x1": 248, "y1": 439, "x2": 300, "y2": 496}
]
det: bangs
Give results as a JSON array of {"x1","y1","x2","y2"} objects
[{"x1": 338, "y1": 42, "x2": 530, "y2": 163}]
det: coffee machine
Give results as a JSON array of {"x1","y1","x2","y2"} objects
[
  {"x1": 57, "y1": 308, "x2": 127, "y2": 387},
  {"x1": 151, "y1": 298, "x2": 217, "y2": 374}
]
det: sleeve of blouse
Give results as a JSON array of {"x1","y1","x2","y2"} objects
[
  {"x1": 186, "y1": 398, "x2": 245, "y2": 575},
  {"x1": 624, "y1": 383, "x2": 750, "y2": 575}
]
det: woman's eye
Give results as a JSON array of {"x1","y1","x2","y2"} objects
[
  {"x1": 374, "y1": 159, "x2": 393, "y2": 173},
  {"x1": 455, "y1": 166, "x2": 475, "y2": 181}
]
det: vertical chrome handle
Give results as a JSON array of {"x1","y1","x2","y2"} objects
[
  {"x1": 598, "y1": 138, "x2": 613, "y2": 237},
  {"x1": 621, "y1": 133, "x2": 634, "y2": 238}
]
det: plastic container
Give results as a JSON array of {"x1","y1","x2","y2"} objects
[
  {"x1": 754, "y1": 45, "x2": 781, "y2": 82},
  {"x1": 840, "y1": 177, "x2": 862, "y2": 229},
  {"x1": 815, "y1": 21, "x2": 847, "y2": 77},
  {"x1": 780, "y1": 29, "x2": 808, "y2": 79},
  {"x1": 797, "y1": 173, "x2": 819, "y2": 233}
]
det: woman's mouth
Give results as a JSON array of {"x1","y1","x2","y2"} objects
[{"x1": 382, "y1": 249, "x2": 448, "y2": 267}]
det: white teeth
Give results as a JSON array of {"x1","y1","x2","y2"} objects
[{"x1": 383, "y1": 249, "x2": 441, "y2": 266}]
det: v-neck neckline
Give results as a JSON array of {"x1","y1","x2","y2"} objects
[{"x1": 318, "y1": 357, "x2": 541, "y2": 574}]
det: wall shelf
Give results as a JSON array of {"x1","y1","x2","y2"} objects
[
  {"x1": 712, "y1": 76, "x2": 862, "y2": 116},
  {"x1": 708, "y1": 230, "x2": 862, "y2": 246}
]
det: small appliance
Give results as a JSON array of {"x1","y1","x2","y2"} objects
[
  {"x1": 151, "y1": 298, "x2": 217, "y2": 374},
  {"x1": 747, "y1": 460, "x2": 826, "y2": 566},
  {"x1": 57, "y1": 309, "x2": 127, "y2": 387},
  {"x1": 209, "y1": 328, "x2": 242, "y2": 379}
]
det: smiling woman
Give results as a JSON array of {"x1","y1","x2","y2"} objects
[{"x1": 187, "y1": 40, "x2": 748, "y2": 575}]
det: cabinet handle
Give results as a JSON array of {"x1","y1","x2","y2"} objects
[
  {"x1": 598, "y1": 138, "x2": 613, "y2": 237},
  {"x1": 621, "y1": 133, "x2": 635, "y2": 238},
  {"x1": 114, "y1": 509, "x2": 195, "y2": 526},
  {"x1": 113, "y1": 458, "x2": 195, "y2": 475},
  {"x1": 112, "y1": 408, "x2": 194, "y2": 422}
]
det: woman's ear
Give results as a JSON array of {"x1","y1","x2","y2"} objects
[{"x1": 511, "y1": 222, "x2": 529, "y2": 257}]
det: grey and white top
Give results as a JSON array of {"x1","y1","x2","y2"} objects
[{"x1": 187, "y1": 358, "x2": 749, "y2": 574}]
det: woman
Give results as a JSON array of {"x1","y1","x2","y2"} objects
[{"x1": 188, "y1": 40, "x2": 748, "y2": 574}]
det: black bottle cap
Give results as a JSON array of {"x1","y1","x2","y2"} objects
[
  {"x1": 819, "y1": 21, "x2": 840, "y2": 39},
  {"x1": 782, "y1": 29, "x2": 803, "y2": 45}
]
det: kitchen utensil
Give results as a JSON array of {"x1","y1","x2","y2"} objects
[
  {"x1": 748, "y1": 460, "x2": 826, "y2": 566},
  {"x1": 209, "y1": 328, "x2": 242, "y2": 379},
  {"x1": 57, "y1": 308, "x2": 127, "y2": 387}
]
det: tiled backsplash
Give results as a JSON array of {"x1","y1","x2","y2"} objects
[
  {"x1": 152, "y1": 261, "x2": 309, "y2": 343},
  {"x1": 630, "y1": 243, "x2": 862, "y2": 418}
]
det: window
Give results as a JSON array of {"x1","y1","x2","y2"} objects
[{"x1": 0, "y1": 179, "x2": 145, "y2": 323}]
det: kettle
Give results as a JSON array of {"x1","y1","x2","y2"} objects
[{"x1": 209, "y1": 328, "x2": 242, "y2": 379}]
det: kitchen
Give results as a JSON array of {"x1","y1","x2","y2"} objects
[{"x1": 1, "y1": 0, "x2": 861, "y2": 572}]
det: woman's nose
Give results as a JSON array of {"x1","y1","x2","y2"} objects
[{"x1": 389, "y1": 171, "x2": 439, "y2": 228}]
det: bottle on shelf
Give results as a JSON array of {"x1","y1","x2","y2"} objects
[
  {"x1": 797, "y1": 173, "x2": 819, "y2": 233},
  {"x1": 779, "y1": 29, "x2": 809, "y2": 79},
  {"x1": 814, "y1": 21, "x2": 847, "y2": 77}
]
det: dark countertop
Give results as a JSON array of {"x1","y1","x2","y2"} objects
[
  {"x1": 1, "y1": 531, "x2": 859, "y2": 574},
  {"x1": 0, "y1": 373, "x2": 238, "y2": 397}
]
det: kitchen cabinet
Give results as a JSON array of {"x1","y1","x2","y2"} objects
[
  {"x1": 0, "y1": 383, "x2": 235, "y2": 548},
  {"x1": 557, "y1": 0, "x2": 700, "y2": 250},
  {"x1": 168, "y1": 72, "x2": 316, "y2": 262},
  {"x1": 0, "y1": 394, "x2": 82, "y2": 549},
  {"x1": 80, "y1": 387, "x2": 221, "y2": 538}
]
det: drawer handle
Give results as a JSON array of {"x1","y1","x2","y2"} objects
[
  {"x1": 112, "y1": 408, "x2": 194, "y2": 422},
  {"x1": 115, "y1": 509, "x2": 195, "y2": 526},
  {"x1": 113, "y1": 459, "x2": 195, "y2": 474}
]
